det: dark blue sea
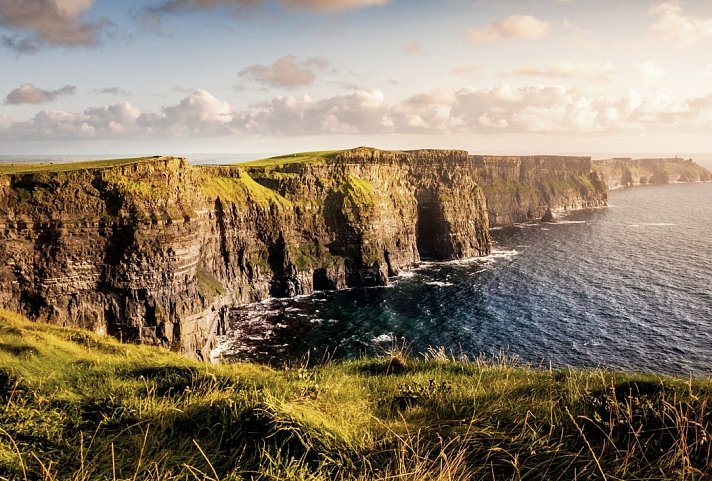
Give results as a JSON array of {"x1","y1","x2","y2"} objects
[{"x1": 214, "y1": 182, "x2": 712, "y2": 376}]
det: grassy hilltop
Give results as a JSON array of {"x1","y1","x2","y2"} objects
[{"x1": 1, "y1": 312, "x2": 711, "y2": 480}]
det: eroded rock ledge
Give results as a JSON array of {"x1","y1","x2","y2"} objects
[{"x1": 0, "y1": 148, "x2": 612, "y2": 357}]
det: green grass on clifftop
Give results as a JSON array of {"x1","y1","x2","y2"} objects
[
  {"x1": 240, "y1": 150, "x2": 340, "y2": 168},
  {"x1": 1, "y1": 312, "x2": 711, "y2": 480},
  {"x1": 0, "y1": 157, "x2": 162, "y2": 175}
]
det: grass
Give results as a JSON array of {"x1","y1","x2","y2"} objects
[
  {"x1": 1, "y1": 312, "x2": 711, "y2": 480},
  {"x1": 0, "y1": 157, "x2": 162, "y2": 175},
  {"x1": 240, "y1": 151, "x2": 341, "y2": 168},
  {"x1": 196, "y1": 269, "x2": 226, "y2": 297},
  {"x1": 201, "y1": 171, "x2": 292, "y2": 208}
]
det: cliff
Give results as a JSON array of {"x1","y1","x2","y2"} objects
[
  {"x1": 0, "y1": 148, "x2": 606, "y2": 356},
  {"x1": 470, "y1": 155, "x2": 607, "y2": 226},
  {"x1": 593, "y1": 157, "x2": 712, "y2": 190}
]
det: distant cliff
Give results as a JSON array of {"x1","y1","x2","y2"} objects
[
  {"x1": 593, "y1": 157, "x2": 712, "y2": 190},
  {"x1": 0, "y1": 148, "x2": 607, "y2": 356},
  {"x1": 470, "y1": 155, "x2": 607, "y2": 226}
]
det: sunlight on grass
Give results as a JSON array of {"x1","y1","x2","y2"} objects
[
  {"x1": 0, "y1": 312, "x2": 710, "y2": 480},
  {"x1": 0, "y1": 157, "x2": 162, "y2": 175}
]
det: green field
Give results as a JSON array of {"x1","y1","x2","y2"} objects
[{"x1": 1, "y1": 311, "x2": 710, "y2": 480}]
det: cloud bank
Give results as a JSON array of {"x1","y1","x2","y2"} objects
[{"x1": 4, "y1": 84, "x2": 712, "y2": 141}]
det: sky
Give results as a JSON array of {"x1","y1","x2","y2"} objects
[{"x1": 2, "y1": 0, "x2": 712, "y2": 159}]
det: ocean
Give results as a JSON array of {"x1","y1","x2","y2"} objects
[{"x1": 213, "y1": 182, "x2": 712, "y2": 376}]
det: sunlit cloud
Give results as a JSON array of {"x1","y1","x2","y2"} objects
[
  {"x1": 238, "y1": 55, "x2": 330, "y2": 89},
  {"x1": 636, "y1": 61, "x2": 666, "y2": 82},
  {"x1": 5, "y1": 84, "x2": 712, "y2": 141},
  {"x1": 469, "y1": 15, "x2": 550, "y2": 44},
  {"x1": 0, "y1": 0, "x2": 107, "y2": 53},
  {"x1": 4, "y1": 83, "x2": 76, "y2": 105},
  {"x1": 650, "y1": 2, "x2": 712, "y2": 46}
]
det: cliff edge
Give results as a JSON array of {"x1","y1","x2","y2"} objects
[{"x1": 0, "y1": 148, "x2": 607, "y2": 356}]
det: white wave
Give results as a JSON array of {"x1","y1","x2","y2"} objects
[
  {"x1": 209, "y1": 337, "x2": 232, "y2": 363},
  {"x1": 372, "y1": 333, "x2": 394, "y2": 343},
  {"x1": 489, "y1": 249, "x2": 519, "y2": 258},
  {"x1": 397, "y1": 270, "x2": 416, "y2": 278},
  {"x1": 557, "y1": 220, "x2": 587, "y2": 225},
  {"x1": 426, "y1": 281, "x2": 454, "y2": 287},
  {"x1": 540, "y1": 227, "x2": 550, "y2": 231},
  {"x1": 642, "y1": 222, "x2": 676, "y2": 227}
]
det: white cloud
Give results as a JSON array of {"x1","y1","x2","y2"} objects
[
  {"x1": 0, "y1": 90, "x2": 233, "y2": 139},
  {"x1": 0, "y1": 0, "x2": 105, "y2": 53},
  {"x1": 152, "y1": 89, "x2": 234, "y2": 135},
  {"x1": 238, "y1": 55, "x2": 328, "y2": 89},
  {"x1": 469, "y1": 15, "x2": 550, "y2": 44},
  {"x1": 234, "y1": 89, "x2": 391, "y2": 135},
  {"x1": 514, "y1": 61, "x2": 616, "y2": 80},
  {"x1": 650, "y1": 2, "x2": 712, "y2": 46},
  {"x1": 636, "y1": 61, "x2": 666, "y2": 82},
  {"x1": 83, "y1": 102, "x2": 141, "y2": 133},
  {"x1": 4, "y1": 83, "x2": 76, "y2": 104},
  {"x1": 5, "y1": 84, "x2": 712, "y2": 141}
]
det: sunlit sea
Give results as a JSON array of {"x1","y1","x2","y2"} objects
[{"x1": 212, "y1": 183, "x2": 711, "y2": 375}]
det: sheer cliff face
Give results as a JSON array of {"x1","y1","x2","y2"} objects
[
  {"x1": 0, "y1": 149, "x2": 604, "y2": 356},
  {"x1": 593, "y1": 158, "x2": 712, "y2": 190},
  {"x1": 471, "y1": 155, "x2": 608, "y2": 226}
]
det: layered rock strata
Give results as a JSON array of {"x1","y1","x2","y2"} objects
[{"x1": 0, "y1": 148, "x2": 611, "y2": 356}]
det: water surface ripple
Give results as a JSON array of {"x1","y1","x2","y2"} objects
[{"x1": 215, "y1": 183, "x2": 712, "y2": 376}]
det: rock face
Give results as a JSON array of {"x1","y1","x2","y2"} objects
[
  {"x1": 593, "y1": 157, "x2": 712, "y2": 190},
  {"x1": 470, "y1": 155, "x2": 608, "y2": 226},
  {"x1": 0, "y1": 148, "x2": 607, "y2": 357}
]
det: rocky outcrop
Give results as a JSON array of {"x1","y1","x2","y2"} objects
[
  {"x1": 0, "y1": 148, "x2": 607, "y2": 356},
  {"x1": 593, "y1": 157, "x2": 712, "y2": 190}
]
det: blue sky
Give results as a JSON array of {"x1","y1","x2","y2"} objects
[{"x1": 2, "y1": 0, "x2": 712, "y2": 157}]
